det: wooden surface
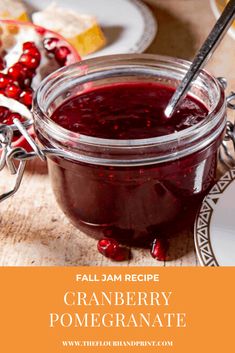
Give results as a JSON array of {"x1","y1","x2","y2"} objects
[{"x1": 0, "y1": 0, "x2": 234, "y2": 266}]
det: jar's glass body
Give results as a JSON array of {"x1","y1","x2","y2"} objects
[{"x1": 33, "y1": 55, "x2": 226, "y2": 245}]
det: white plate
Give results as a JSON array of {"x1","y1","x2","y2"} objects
[
  {"x1": 210, "y1": 0, "x2": 235, "y2": 40},
  {"x1": 194, "y1": 168, "x2": 235, "y2": 266},
  {"x1": 24, "y1": 0, "x2": 157, "y2": 57}
]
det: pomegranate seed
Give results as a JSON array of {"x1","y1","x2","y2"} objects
[
  {"x1": 111, "y1": 248, "x2": 130, "y2": 261},
  {"x1": 54, "y1": 46, "x2": 71, "y2": 65},
  {"x1": 24, "y1": 47, "x2": 41, "y2": 60},
  {"x1": 19, "y1": 54, "x2": 40, "y2": 69},
  {"x1": 43, "y1": 37, "x2": 59, "y2": 52},
  {"x1": 23, "y1": 42, "x2": 36, "y2": 51},
  {"x1": 8, "y1": 63, "x2": 26, "y2": 81},
  {"x1": 150, "y1": 237, "x2": 168, "y2": 261},
  {"x1": 22, "y1": 77, "x2": 32, "y2": 88},
  {"x1": 36, "y1": 27, "x2": 46, "y2": 35},
  {"x1": 97, "y1": 238, "x2": 129, "y2": 261},
  {"x1": 0, "y1": 106, "x2": 10, "y2": 122},
  {"x1": 20, "y1": 89, "x2": 33, "y2": 107},
  {"x1": 97, "y1": 238, "x2": 119, "y2": 258},
  {"x1": 5, "y1": 83, "x2": 21, "y2": 99},
  {"x1": 3, "y1": 112, "x2": 24, "y2": 125},
  {"x1": 0, "y1": 73, "x2": 10, "y2": 89},
  {"x1": 0, "y1": 56, "x2": 5, "y2": 70}
]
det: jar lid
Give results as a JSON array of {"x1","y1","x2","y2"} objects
[{"x1": 194, "y1": 168, "x2": 235, "y2": 266}]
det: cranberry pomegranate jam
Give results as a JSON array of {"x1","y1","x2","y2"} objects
[
  {"x1": 34, "y1": 55, "x2": 226, "y2": 246},
  {"x1": 51, "y1": 83, "x2": 208, "y2": 138}
]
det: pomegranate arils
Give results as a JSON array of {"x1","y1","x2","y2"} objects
[
  {"x1": 20, "y1": 89, "x2": 33, "y2": 107},
  {"x1": 0, "y1": 73, "x2": 10, "y2": 89},
  {"x1": 0, "y1": 107, "x2": 25, "y2": 126},
  {"x1": 0, "y1": 56, "x2": 5, "y2": 70},
  {"x1": 150, "y1": 237, "x2": 168, "y2": 261},
  {"x1": 36, "y1": 27, "x2": 46, "y2": 35},
  {"x1": 43, "y1": 37, "x2": 59, "y2": 52},
  {"x1": 97, "y1": 238, "x2": 129, "y2": 261},
  {"x1": 54, "y1": 46, "x2": 71, "y2": 65},
  {"x1": 97, "y1": 238, "x2": 119, "y2": 258},
  {"x1": 0, "y1": 106, "x2": 10, "y2": 121},
  {"x1": 4, "y1": 112, "x2": 24, "y2": 125},
  {"x1": 5, "y1": 83, "x2": 21, "y2": 99},
  {"x1": 23, "y1": 41, "x2": 36, "y2": 50},
  {"x1": 24, "y1": 47, "x2": 41, "y2": 60},
  {"x1": 19, "y1": 54, "x2": 40, "y2": 69},
  {"x1": 8, "y1": 63, "x2": 26, "y2": 81}
]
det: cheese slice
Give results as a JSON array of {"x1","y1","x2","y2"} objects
[
  {"x1": 0, "y1": 0, "x2": 29, "y2": 21},
  {"x1": 32, "y1": 3, "x2": 106, "y2": 56}
]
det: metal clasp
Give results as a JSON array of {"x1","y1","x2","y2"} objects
[
  {"x1": 0, "y1": 118, "x2": 46, "y2": 202},
  {"x1": 219, "y1": 80, "x2": 235, "y2": 168}
]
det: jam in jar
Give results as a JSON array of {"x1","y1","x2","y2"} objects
[{"x1": 33, "y1": 55, "x2": 226, "y2": 245}]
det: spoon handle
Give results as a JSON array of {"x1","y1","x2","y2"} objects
[{"x1": 165, "y1": 0, "x2": 235, "y2": 118}]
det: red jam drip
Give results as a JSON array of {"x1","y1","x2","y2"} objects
[
  {"x1": 46, "y1": 82, "x2": 219, "y2": 246},
  {"x1": 51, "y1": 83, "x2": 208, "y2": 139}
]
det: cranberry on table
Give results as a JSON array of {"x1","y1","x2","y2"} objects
[
  {"x1": 97, "y1": 238, "x2": 119, "y2": 258},
  {"x1": 150, "y1": 237, "x2": 169, "y2": 261},
  {"x1": 97, "y1": 238, "x2": 129, "y2": 261}
]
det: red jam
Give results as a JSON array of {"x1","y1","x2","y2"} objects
[
  {"x1": 51, "y1": 83, "x2": 207, "y2": 138},
  {"x1": 48, "y1": 82, "x2": 218, "y2": 245}
]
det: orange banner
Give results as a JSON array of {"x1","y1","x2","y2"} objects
[{"x1": 0, "y1": 267, "x2": 234, "y2": 353}]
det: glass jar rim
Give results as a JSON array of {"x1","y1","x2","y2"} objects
[{"x1": 33, "y1": 54, "x2": 226, "y2": 166}]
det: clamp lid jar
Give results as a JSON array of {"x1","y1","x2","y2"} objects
[{"x1": 32, "y1": 54, "x2": 226, "y2": 245}]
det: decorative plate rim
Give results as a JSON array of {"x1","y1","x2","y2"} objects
[
  {"x1": 210, "y1": 0, "x2": 235, "y2": 40},
  {"x1": 194, "y1": 168, "x2": 235, "y2": 267},
  {"x1": 126, "y1": 0, "x2": 157, "y2": 53}
]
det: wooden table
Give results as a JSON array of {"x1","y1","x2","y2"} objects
[{"x1": 0, "y1": 0, "x2": 234, "y2": 266}]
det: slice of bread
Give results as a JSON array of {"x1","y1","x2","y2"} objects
[
  {"x1": 0, "y1": 0, "x2": 29, "y2": 21},
  {"x1": 32, "y1": 3, "x2": 106, "y2": 56}
]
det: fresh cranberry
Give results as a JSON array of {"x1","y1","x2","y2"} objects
[
  {"x1": 3, "y1": 112, "x2": 24, "y2": 125},
  {"x1": 0, "y1": 106, "x2": 10, "y2": 122},
  {"x1": 43, "y1": 37, "x2": 59, "y2": 52},
  {"x1": 20, "y1": 89, "x2": 33, "y2": 107},
  {"x1": 0, "y1": 73, "x2": 10, "y2": 89},
  {"x1": 19, "y1": 54, "x2": 40, "y2": 69},
  {"x1": 150, "y1": 237, "x2": 169, "y2": 261},
  {"x1": 5, "y1": 83, "x2": 21, "y2": 99},
  {"x1": 54, "y1": 46, "x2": 71, "y2": 65}
]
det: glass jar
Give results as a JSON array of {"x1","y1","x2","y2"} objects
[{"x1": 33, "y1": 54, "x2": 226, "y2": 245}]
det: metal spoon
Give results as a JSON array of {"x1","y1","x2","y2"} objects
[{"x1": 164, "y1": 0, "x2": 235, "y2": 118}]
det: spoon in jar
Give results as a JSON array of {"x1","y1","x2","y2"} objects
[{"x1": 164, "y1": 0, "x2": 235, "y2": 118}]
